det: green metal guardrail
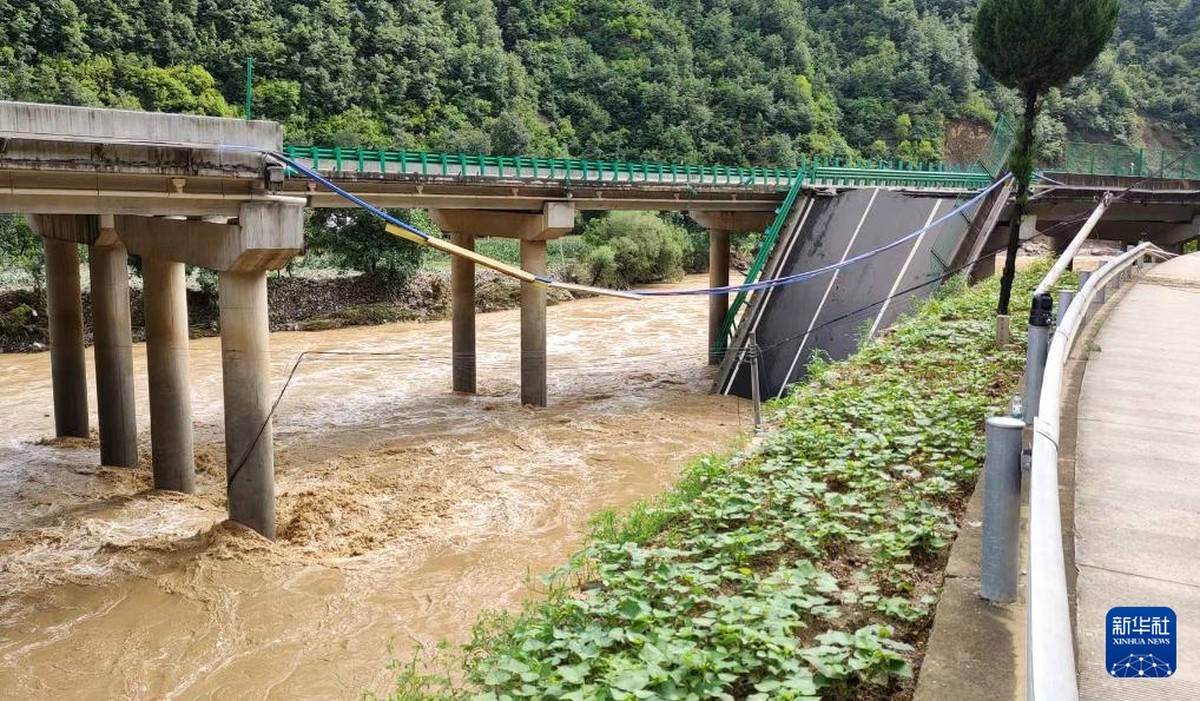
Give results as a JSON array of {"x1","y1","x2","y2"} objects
[
  {"x1": 283, "y1": 145, "x2": 802, "y2": 187},
  {"x1": 286, "y1": 119, "x2": 1197, "y2": 189},
  {"x1": 809, "y1": 165, "x2": 991, "y2": 189},
  {"x1": 282, "y1": 145, "x2": 989, "y2": 191}
]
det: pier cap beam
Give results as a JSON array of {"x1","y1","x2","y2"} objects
[
  {"x1": 688, "y1": 210, "x2": 775, "y2": 234},
  {"x1": 430, "y1": 202, "x2": 576, "y2": 241},
  {"x1": 116, "y1": 200, "x2": 304, "y2": 271},
  {"x1": 31, "y1": 212, "x2": 100, "y2": 245}
]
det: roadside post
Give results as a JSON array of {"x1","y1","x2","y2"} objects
[{"x1": 982, "y1": 416, "x2": 1024, "y2": 602}]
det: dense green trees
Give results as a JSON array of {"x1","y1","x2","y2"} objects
[
  {"x1": 0, "y1": 216, "x2": 42, "y2": 294},
  {"x1": 573, "y1": 211, "x2": 687, "y2": 288},
  {"x1": 1, "y1": 0, "x2": 1194, "y2": 167},
  {"x1": 305, "y1": 209, "x2": 430, "y2": 281},
  {"x1": 974, "y1": 0, "x2": 1118, "y2": 315}
]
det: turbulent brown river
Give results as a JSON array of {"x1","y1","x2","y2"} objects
[{"x1": 0, "y1": 275, "x2": 747, "y2": 699}]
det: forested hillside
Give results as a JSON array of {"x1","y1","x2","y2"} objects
[{"x1": 0, "y1": 0, "x2": 1196, "y2": 165}]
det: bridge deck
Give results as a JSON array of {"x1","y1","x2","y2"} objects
[{"x1": 1074, "y1": 253, "x2": 1200, "y2": 698}]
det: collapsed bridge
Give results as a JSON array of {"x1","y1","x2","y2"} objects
[{"x1": 2, "y1": 100, "x2": 1197, "y2": 537}]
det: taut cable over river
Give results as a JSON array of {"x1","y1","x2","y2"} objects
[{"x1": 0, "y1": 277, "x2": 746, "y2": 699}]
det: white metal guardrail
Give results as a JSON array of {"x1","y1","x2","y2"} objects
[{"x1": 1025, "y1": 241, "x2": 1171, "y2": 700}]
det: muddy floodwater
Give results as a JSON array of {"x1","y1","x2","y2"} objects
[{"x1": 0, "y1": 275, "x2": 747, "y2": 700}]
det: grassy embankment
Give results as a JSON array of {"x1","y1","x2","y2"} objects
[{"x1": 382, "y1": 262, "x2": 1049, "y2": 701}]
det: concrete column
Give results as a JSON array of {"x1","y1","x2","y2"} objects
[
  {"x1": 89, "y1": 241, "x2": 138, "y2": 467},
  {"x1": 218, "y1": 270, "x2": 275, "y2": 538},
  {"x1": 1049, "y1": 232, "x2": 1080, "y2": 272},
  {"x1": 451, "y1": 233, "x2": 476, "y2": 394},
  {"x1": 143, "y1": 258, "x2": 195, "y2": 493},
  {"x1": 968, "y1": 252, "x2": 998, "y2": 284},
  {"x1": 1019, "y1": 214, "x2": 1039, "y2": 241},
  {"x1": 520, "y1": 239, "x2": 548, "y2": 407},
  {"x1": 43, "y1": 237, "x2": 89, "y2": 437},
  {"x1": 708, "y1": 230, "x2": 731, "y2": 365}
]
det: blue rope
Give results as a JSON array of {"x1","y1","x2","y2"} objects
[{"x1": 270, "y1": 152, "x2": 429, "y2": 240}]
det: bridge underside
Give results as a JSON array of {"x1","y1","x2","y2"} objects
[
  {"x1": 716, "y1": 187, "x2": 981, "y2": 399},
  {"x1": 967, "y1": 178, "x2": 1200, "y2": 274},
  {"x1": 295, "y1": 176, "x2": 784, "y2": 213}
]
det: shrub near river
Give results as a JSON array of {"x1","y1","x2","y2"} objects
[{"x1": 385, "y1": 264, "x2": 1047, "y2": 701}]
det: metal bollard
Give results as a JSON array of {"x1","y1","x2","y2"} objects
[
  {"x1": 1023, "y1": 293, "x2": 1053, "y2": 425},
  {"x1": 982, "y1": 416, "x2": 1025, "y2": 603},
  {"x1": 1057, "y1": 289, "x2": 1074, "y2": 327}
]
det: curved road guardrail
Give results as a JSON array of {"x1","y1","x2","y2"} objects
[{"x1": 1026, "y1": 241, "x2": 1172, "y2": 700}]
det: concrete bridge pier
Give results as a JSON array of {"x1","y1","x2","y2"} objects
[
  {"x1": 118, "y1": 200, "x2": 303, "y2": 537},
  {"x1": 450, "y1": 233, "x2": 476, "y2": 394},
  {"x1": 432, "y1": 204, "x2": 575, "y2": 407},
  {"x1": 520, "y1": 239, "x2": 548, "y2": 406},
  {"x1": 89, "y1": 220, "x2": 139, "y2": 467},
  {"x1": 142, "y1": 256, "x2": 195, "y2": 493},
  {"x1": 219, "y1": 269, "x2": 275, "y2": 537},
  {"x1": 34, "y1": 217, "x2": 90, "y2": 438},
  {"x1": 707, "y1": 230, "x2": 730, "y2": 365},
  {"x1": 689, "y1": 211, "x2": 774, "y2": 364},
  {"x1": 33, "y1": 214, "x2": 140, "y2": 461}
]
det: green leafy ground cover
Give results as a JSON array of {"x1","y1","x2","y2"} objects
[{"x1": 385, "y1": 265, "x2": 1047, "y2": 701}]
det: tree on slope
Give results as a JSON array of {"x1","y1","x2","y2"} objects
[{"x1": 973, "y1": 0, "x2": 1119, "y2": 319}]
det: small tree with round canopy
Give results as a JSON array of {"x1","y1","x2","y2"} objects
[{"x1": 973, "y1": 0, "x2": 1120, "y2": 318}]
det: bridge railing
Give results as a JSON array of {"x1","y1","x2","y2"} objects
[
  {"x1": 1022, "y1": 242, "x2": 1170, "y2": 700},
  {"x1": 282, "y1": 145, "x2": 991, "y2": 191},
  {"x1": 809, "y1": 165, "x2": 991, "y2": 189},
  {"x1": 283, "y1": 145, "x2": 804, "y2": 188}
]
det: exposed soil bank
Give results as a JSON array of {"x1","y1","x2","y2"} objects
[
  {"x1": 0, "y1": 269, "x2": 573, "y2": 352},
  {"x1": 0, "y1": 275, "x2": 747, "y2": 700}
]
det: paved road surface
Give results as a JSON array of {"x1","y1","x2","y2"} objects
[{"x1": 1075, "y1": 253, "x2": 1200, "y2": 699}]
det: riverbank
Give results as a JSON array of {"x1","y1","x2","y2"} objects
[
  {"x1": 0, "y1": 269, "x2": 577, "y2": 352},
  {"x1": 387, "y1": 266, "x2": 1045, "y2": 700}
]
